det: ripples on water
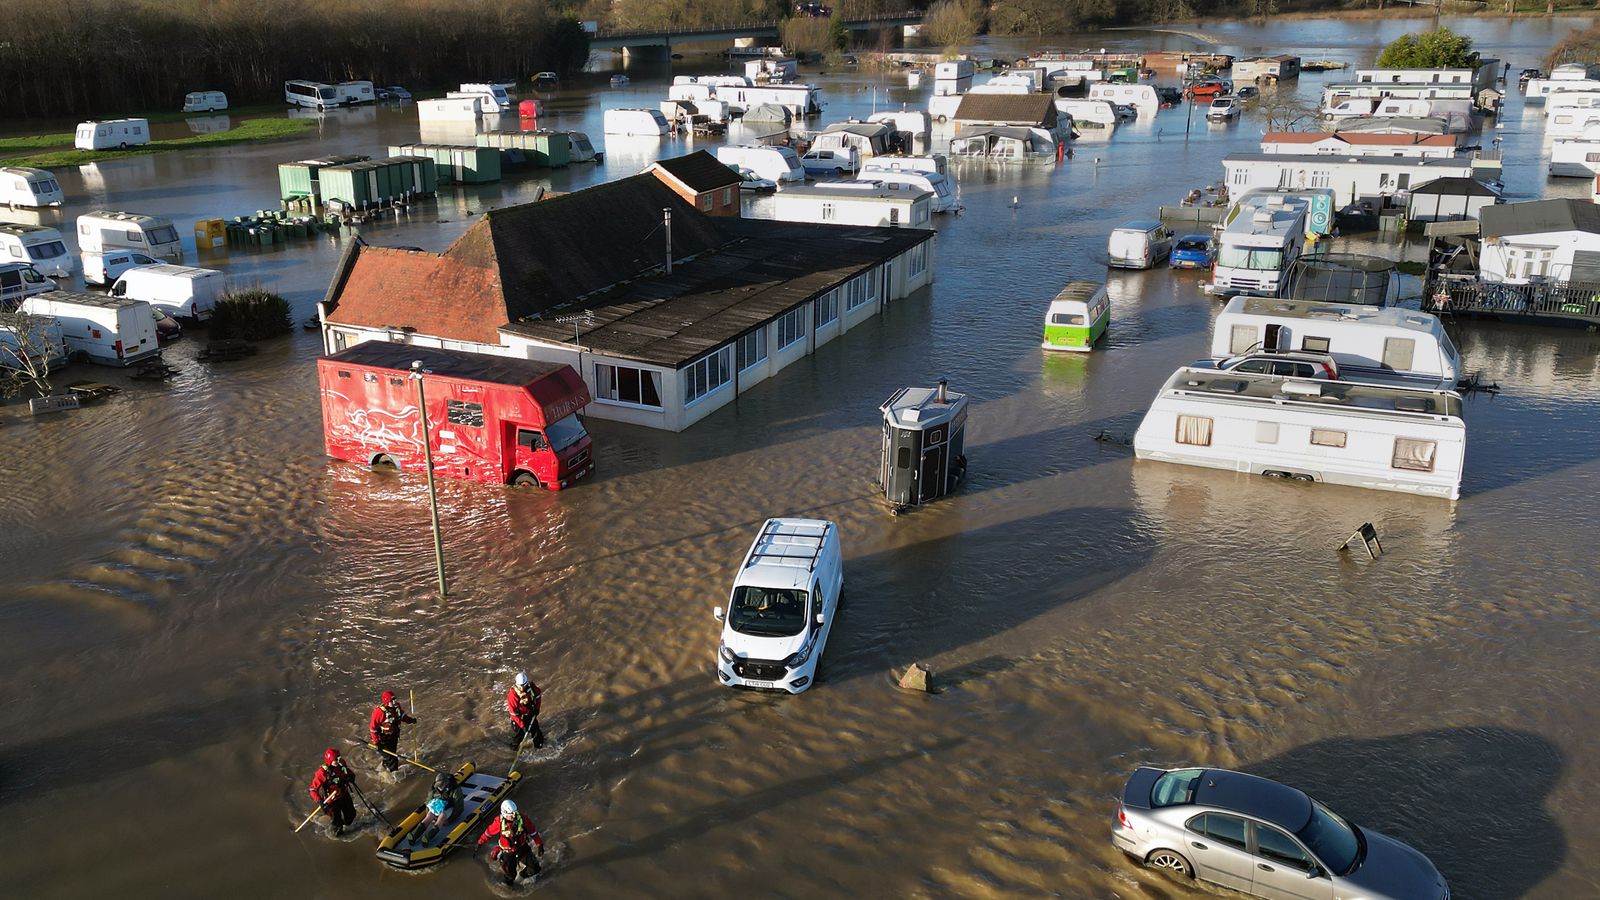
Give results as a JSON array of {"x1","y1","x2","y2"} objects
[{"x1": 3, "y1": 15, "x2": 1599, "y2": 899}]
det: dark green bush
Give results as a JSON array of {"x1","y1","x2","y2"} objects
[{"x1": 210, "y1": 289, "x2": 293, "y2": 341}]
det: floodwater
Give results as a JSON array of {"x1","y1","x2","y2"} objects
[{"x1": 3, "y1": 14, "x2": 1599, "y2": 899}]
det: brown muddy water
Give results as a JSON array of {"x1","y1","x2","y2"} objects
[{"x1": 3, "y1": 15, "x2": 1600, "y2": 900}]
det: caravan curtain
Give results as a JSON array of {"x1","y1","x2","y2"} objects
[
  {"x1": 1175, "y1": 415, "x2": 1213, "y2": 446},
  {"x1": 1392, "y1": 438, "x2": 1437, "y2": 472}
]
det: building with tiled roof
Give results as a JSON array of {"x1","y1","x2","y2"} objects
[{"x1": 645, "y1": 150, "x2": 742, "y2": 216}]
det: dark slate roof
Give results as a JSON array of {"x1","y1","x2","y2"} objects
[
  {"x1": 953, "y1": 93, "x2": 1057, "y2": 127},
  {"x1": 501, "y1": 218, "x2": 932, "y2": 368},
  {"x1": 322, "y1": 342, "x2": 567, "y2": 386},
  {"x1": 1410, "y1": 176, "x2": 1501, "y2": 198},
  {"x1": 1191, "y1": 770, "x2": 1313, "y2": 831},
  {"x1": 649, "y1": 150, "x2": 741, "y2": 194},
  {"x1": 1481, "y1": 198, "x2": 1600, "y2": 238}
]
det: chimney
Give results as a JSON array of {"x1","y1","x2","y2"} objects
[{"x1": 936, "y1": 378, "x2": 948, "y2": 403}]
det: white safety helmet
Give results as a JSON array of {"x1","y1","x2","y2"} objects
[
  {"x1": 514, "y1": 672, "x2": 529, "y2": 689},
  {"x1": 501, "y1": 799, "x2": 518, "y2": 817}
]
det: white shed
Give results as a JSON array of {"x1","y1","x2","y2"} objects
[
  {"x1": 1478, "y1": 199, "x2": 1600, "y2": 285},
  {"x1": 1405, "y1": 176, "x2": 1501, "y2": 223}
]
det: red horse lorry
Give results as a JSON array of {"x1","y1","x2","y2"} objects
[{"x1": 318, "y1": 343, "x2": 594, "y2": 490}]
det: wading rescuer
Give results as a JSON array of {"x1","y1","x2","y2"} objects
[
  {"x1": 309, "y1": 748, "x2": 359, "y2": 836},
  {"x1": 507, "y1": 672, "x2": 544, "y2": 750},
  {"x1": 369, "y1": 689, "x2": 416, "y2": 772},
  {"x1": 476, "y1": 799, "x2": 544, "y2": 884}
]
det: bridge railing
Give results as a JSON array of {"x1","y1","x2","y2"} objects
[
  {"x1": 1426, "y1": 273, "x2": 1600, "y2": 322},
  {"x1": 596, "y1": 11, "x2": 921, "y2": 39}
]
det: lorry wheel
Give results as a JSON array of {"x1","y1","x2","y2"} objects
[
  {"x1": 511, "y1": 472, "x2": 540, "y2": 488},
  {"x1": 371, "y1": 454, "x2": 397, "y2": 471}
]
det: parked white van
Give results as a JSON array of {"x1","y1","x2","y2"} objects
[
  {"x1": 0, "y1": 224, "x2": 75, "y2": 278},
  {"x1": 182, "y1": 91, "x2": 228, "y2": 113},
  {"x1": 74, "y1": 118, "x2": 151, "y2": 151},
  {"x1": 77, "y1": 211, "x2": 183, "y2": 261},
  {"x1": 82, "y1": 250, "x2": 161, "y2": 287},
  {"x1": 20, "y1": 291, "x2": 161, "y2": 366},
  {"x1": 713, "y1": 518, "x2": 844, "y2": 694},
  {"x1": 110, "y1": 264, "x2": 225, "y2": 320},
  {"x1": 716, "y1": 145, "x2": 804, "y2": 183},
  {"x1": 0, "y1": 166, "x2": 64, "y2": 207},
  {"x1": 0, "y1": 261, "x2": 54, "y2": 305},
  {"x1": 1213, "y1": 296, "x2": 1461, "y2": 388},
  {"x1": 1107, "y1": 221, "x2": 1174, "y2": 269},
  {"x1": 604, "y1": 108, "x2": 670, "y2": 136},
  {"x1": 457, "y1": 82, "x2": 513, "y2": 113},
  {"x1": 285, "y1": 80, "x2": 339, "y2": 109}
]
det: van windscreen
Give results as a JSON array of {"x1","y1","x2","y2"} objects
[{"x1": 728, "y1": 586, "x2": 808, "y2": 637}]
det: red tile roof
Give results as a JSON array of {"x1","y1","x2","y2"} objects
[
  {"x1": 325, "y1": 246, "x2": 506, "y2": 345},
  {"x1": 1261, "y1": 132, "x2": 1326, "y2": 143},
  {"x1": 1263, "y1": 131, "x2": 1458, "y2": 148}
]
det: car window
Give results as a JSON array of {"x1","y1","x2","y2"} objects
[
  {"x1": 1151, "y1": 769, "x2": 1202, "y2": 806},
  {"x1": 1203, "y1": 814, "x2": 1249, "y2": 850},
  {"x1": 1234, "y1": 360, "x2": 1270, "y2": 374},
  {"x1": 1254, "y1": 824, "x2": 1315, "y2": 870}
]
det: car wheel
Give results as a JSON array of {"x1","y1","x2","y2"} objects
[
  {"x1": 1145, "y1": 849, "x2": 1193, "y2": 879},
  {"x1": 511, "y1": 471, "x2": 540, "y2": 488}
]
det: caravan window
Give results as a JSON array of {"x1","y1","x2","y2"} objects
[
  {"x1": 1310, "y1": 429, "x2": 1347, "y2": 448},
  {"x1": 1230, "y1": 324, "x2": 1257, "y2": 355},
  {"x1": 1175, "y1": 415, "x2": 1213, "y2": 446},
  {"x1": 1382, "y1": 338, "x2": 1415, "y2": 371},
  {"x1": 125, "y1": 230, "x2": 145, "y2": 243},
  {"x1": 1392, "y1": 438, "x2": 1437, "y2": 472},
  {"x1": 6, "y1": 246, "x2": 19, "y2": 259},
  {"x1": 148, "y1": 226, "x2": 178, "y2": 244}
]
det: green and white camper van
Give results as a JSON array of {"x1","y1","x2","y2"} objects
[{"x1": 1042, "y1": 281, "x2": 1110, "y2": 352}]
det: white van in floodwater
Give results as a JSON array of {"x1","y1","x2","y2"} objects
[
  {"x1": 716, "y1": 145, "x2": 804, "y2": 183},
  {"x1": 20, "y1": 291, "x2": 161, "y2": 366},
  {"x1": 82, "y1": 250, "x2": 161, "y2": 287},
  {"x1": 0, "y1": 261, "x2": 53, "y2": 305},
  {"x1": 182, "y1": 91, "x2": 229, "y2": 113},
  {"x1": 77, "y1": 211, "x2": 183, "y2": 261},
  {"x1": 0, "y1": 223, "x2": 75, "y2": 278},
  {"x1": 1107, "y1": 221, "x2": 1174, "y2": 269},
  {"x1": 0, "y1": 166, "x2": 64, "y2": 207},
  {"x1": 713, "y1": 518, "x2": 844, "y2": 694},
  {"x1": 74, "y1": 118, "x2": 151, "y2": 151},
  {"x1": 111, "y1": 264, "x2": 225, "y2": 320}
]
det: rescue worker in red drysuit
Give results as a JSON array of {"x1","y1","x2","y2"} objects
[
  {"x1": 477, "y1": 799, "x2": 544, "y2": 884},
  {"x1": 369, "y1": 689, "x2": 416, "y2": 772},
  {"x1": 506, "y1": 672, "x2": 544, "y2": 750},
  {"x1": 309, "y1": 747, "x2": 359, "y2": 835}
]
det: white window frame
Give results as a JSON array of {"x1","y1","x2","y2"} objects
[
  {"x1": 844, "y1": 270, "x2": 878, "y2": 311},
  {"x1": 776, "y1": 307, "x2": 805, "y2": 350},
  {"x1": 815, "y1": 289, "x2": 838, "y2": 326},
  {"x1": 909, "y1": 242, "x2": 928, "y2": 277},
  {"x1": 737, "y1": 327, "x2": 767, "y2": 371},
  {"x1": 684, "y1": 346, "x2": 733, "y2": 407},
  {"x1": 594, "y1": 362, "x2": 664, "y2": 410}
]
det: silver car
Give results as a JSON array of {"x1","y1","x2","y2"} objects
[{"x1": 1113, "y1": 767, "x2": 1448, "y2": 900}]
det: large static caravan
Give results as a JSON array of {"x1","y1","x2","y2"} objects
[
  {"x1": 1545, "y1": 96, "x2": 1600, "y2": 137},
  {"x1": 852, "y1": 170, "x2": 955, "y2": 213},
  {"x1": 716, "y1": 83, "x2": 824, "y2": 118},
  {"x1": 1258, "y1": 131, "x2": 1460, "y2": 160},
  {"x1": 0, "y1": 167, "x2": 64, "y2": 207},
  {"x1": 742, "y1": 182, "x2": 934, "y2": 229},
  {"x1": 811, "y1": 122, "x2": 894, "y2": 160},
  {"x1": 1055, "y1": 99, "x2": 1119, "y2": 129},
  {"x1": 1550, "y1": 129, "x2": 1600, "y2": 177},
  {"x1": 1354, "y1": 63, "x2": 1496, "y2": 92},
  {"x1": 604, "y1": 108, "x2": 669, "y2": 136},
  {"x1": 715, "y1": 145, "x2": 804, "y2": 183},
  {"x1": 1087, "y1": 83, "x2": 1160, "y2": 117},
  {"x1": 76, "y1": 210, "x2": 183, "y2": 261},
  {"x1": 1212, "y1": 296, "x2": 1461, "y2": 389},
  {"x1": 1132, "y1": 367, "x2": 1465, "y2": 500},
  {"x1": 1222, "y1": 153, "x2": 1480, "y2": 207},
  {"x1": 1521, "y1": 63, "x2": 1600, "y2": 101},
  {"x1": 933, "y1": 60, "x2": 975, "y2": 96}
]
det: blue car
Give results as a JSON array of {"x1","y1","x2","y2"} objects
[{"x1": 1169, "y1": 234, "x2": 1215, "y2": 270}]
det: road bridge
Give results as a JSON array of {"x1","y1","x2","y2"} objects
[{"x1": 590, "y1": 12, "x2": 923, "y2": 52}]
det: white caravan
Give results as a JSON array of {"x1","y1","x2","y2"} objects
[
  {"x1": 336, "y1": 81, "x2": 375, "y2": 105},
  {"x1": 110, "y1": 264, "x2": 225, "y2": 320},
  {"x1": 20, "y1": 291, "x2": 161, "y2": 366},
  {"x1": 713, "y1": 518, "x2": 844, "y2": 694},
  {"x1": 860, "y1": 154, "x2": 949, "y2": 178},
  {"x1": 1550, "y1": 129, "x2": 1600, "y2": 177},
  {"x1": 972, "y1": 74, "x2": 1037, "y2": 95},
  {"x1": 929, "y1": 94, "x2": 963, "y2": 123},
  {"x1": 1133, "y1": 366, "x2": 1465, "y2": 500},
  {"x1": 1209, "y1": 194, "x2": 1308, "y2": 297},
  {"x1": 0, "y1": 167, "x2": 64, "y2": 207},
  {"x1": 811, "y1": 122, "x2": 893, "y2": 160},
  {"x1": 455, "y1": 83, "x2": 512, "y2": 112},
  {"x1": 716, "y1": 145, "x2": 804, "y2": 183},
  {"x1": 0, "y1": 223, "x2": 75, "y2": 278},
  {"x1": 182, "y1": 91, "x2": 228, "y2": 113},
  {"x1": 1088, "y1": 83, "x2": 1160, "y2": 117},
  {"x1": 1055, "y1": 98, "x2": 1119, "y2": 129},
  {"x1": 866, "y1": 110, "x2": 932, "y2": 154},
  {"x1": 1212, "y1": 296, "x2": 1460, "y2": 389},
  {"x1": 934, "y1": 59, "x2": 975, "y2": 95},
  {"x1": 854, "y1": 169, "x2": 956, "y2": 213},
  {"x1": 716, "y1": 83, "x2": 824, "y2": 118},
  {"x1": 604, "y1": 108, "x2": 669, "y2": 136},
  {"x1": 77, "y1": 211, "x2": 183, "y2": 261},
  {"x1": 284, "y1": 80, "x2": 339, "y2": 109},
  {"x1": 74, "y1": 118, "x2": 150, "y2": 150}
]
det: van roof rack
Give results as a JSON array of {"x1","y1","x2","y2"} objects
[{"x1": 745, "y1": 519, "x2": 829, "y2": 572}]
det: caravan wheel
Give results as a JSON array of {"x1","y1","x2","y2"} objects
[{"x1": 117, "y1": 142, "x2": 128, "y2": 149}]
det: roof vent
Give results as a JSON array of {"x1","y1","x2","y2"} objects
[{"x1": 1281, "y1": 381, "x2": 1323, "y2": 397}]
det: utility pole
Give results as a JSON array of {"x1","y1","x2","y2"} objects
[
  {"x1": 664, "y1": 208, "x2": 673, "y2": 274},
  {"x1": 410, "y1": 360, "x2": 447, "y2": 597}
]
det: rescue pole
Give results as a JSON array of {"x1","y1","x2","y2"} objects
[
  {"x1": 293, "y1": 805, "x2": 324, "y2": 833},
  {"x1": 346, "y1": 737, "x2": 442, "y2": 773},
  {"x1": 410, "y1": 688, "x2": 418, "y2": 760}
]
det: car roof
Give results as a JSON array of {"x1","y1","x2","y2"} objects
[{"x1": 1191, "y1": 769, "x2": 1313, "y2": 830}]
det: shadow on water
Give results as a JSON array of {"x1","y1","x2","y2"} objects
[{"x1": 1246, "y1": 727, "x2": 1564, "y2": 900}]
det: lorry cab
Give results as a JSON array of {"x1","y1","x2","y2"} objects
[
  {"x1": 714, "y1": 518, "x2": 843, "y2": 694},
  {"x1": 510, "y1": 414, "x2": 593, "y2": 490},
  {"x1": 1042, "y1": 281, "x2": 1110, "y2": 352}
]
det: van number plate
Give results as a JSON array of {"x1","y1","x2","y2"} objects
[{"x1": 743, "y1": 680, "x2": 774, "y2": 688}]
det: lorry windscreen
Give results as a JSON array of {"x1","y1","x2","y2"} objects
[
  {"x1": 545, "y1": 414, "x2": 588, "y2": 452},
  {"x1": 728, "y1": 586, "x2": 808, "y2": 637}
]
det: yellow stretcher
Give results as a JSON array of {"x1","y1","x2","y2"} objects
[{"x1": 374, "y1": 762, "x2": 520, "y2": 869}]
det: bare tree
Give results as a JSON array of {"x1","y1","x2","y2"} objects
[
  {"x1": 1256, "y1": 93, "x2": 1323, "y2": 132},
  {"x1": 0, "y1": 308, "x2": 59, "y2": 399}
]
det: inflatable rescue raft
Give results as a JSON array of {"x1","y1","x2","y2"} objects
[{"x1": 375, "y1": 762, "x2": 520, "y2": 869}]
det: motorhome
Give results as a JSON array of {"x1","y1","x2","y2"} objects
[
  {"x1": 811, "y1": 121, "x2": 893, "y2": 160},
  {"x1": 1229, "y1": 187, "x2": 1336, "y2": 237},
  {"x1": 0, "y1": 223, "x2": 75, "y2": 278},
  {"x1": 1054, "y1": 99, "x2": 1119, "y2": 129},
  {"x1": 1133, "y1": 366, "x2": 1465, "y2": 499},
  {"x1": 74, "y1": 119, "x2": 150, "y2": 151},
  {"x1": 1213, "y1": 296, "x2": 1460, "y2": 388},
  {"x1": 20, "y1": 291, "x2": 161, "y2": 366},
  {"x1": 1550, "y1": 129, "x2": 1600, "y2": 177},
  {"x1": 182, "y1": 91, "x2": 228, "y2": 113},
  {"x1": 1209, "y1": 195, "x2": 1307, "y2": 297},
  {"x1": 934, "y1": 59, "x2": 975, "y2": 95},
  {"x1": 604, "y1": 108, "x2": 669, "y2": 136},
  {"x1": 284, "y1": 80, "x2": 339, "y2": 109},
  {"x1": 0, "y1": 262, "x2": 53, "y2": 305},
  {"x1": 77, "y1": 211, "x2": 183, "y2": 261},
  {"x1": 0, "y1": 167, "x2": 63, "y2": 207},
  {"x1": 716, "y1": 145, "x2": 804, "y2": 183},
  {"x1": 1041, "y1": 281, "x2": 1109, "y2": 352},
  {"x1": 1088, "y1": 83, "x2": 1159, "y2": 116},
  {"x1": 855, "y1": 168, "x2": 956, "y2": 213},
  {"x1": 110, "y1": 264, "x2": 225, "y2": 320},
  {"x1": 336, "y1": 81, "x2": 375, "y2": 105},
  {"x1": 455, "y1": 82, "x2": 512, "y2": 112},
  {"x1": 712, "y1": 518, "x2": 844, "y2": 694},
  {"x1": 716, "y1": 83, "x2": 824, "y2": 118}
]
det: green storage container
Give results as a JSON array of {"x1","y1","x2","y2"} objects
[
  {"x1": 318, "y1": 165, "x2": 369, "y2": 208},
  {"x1": 278, "y1": 162, "x2": 314, "y2": 199}
]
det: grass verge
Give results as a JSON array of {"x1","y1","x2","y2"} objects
[
  {"x1": 4, "y1": 118, "x2": 313, "y2": 168},
  {"x1": 0, "y1": 132, "x2": 75, "y2": 153}
]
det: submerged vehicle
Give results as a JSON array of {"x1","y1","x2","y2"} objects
[
  {"x1": 1041, "y1": 281, "x2": 1110, "y2": 352},
  {"x1": 375, "y1": 763, "x2": 520, "y2": 869},
  {"x1": 713, "y1": 518, "x2": 844, "y2": 694}
]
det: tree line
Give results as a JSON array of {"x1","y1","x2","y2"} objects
[{"x1": 0, "y1": 0, "x2": 591, "y2": 121}]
